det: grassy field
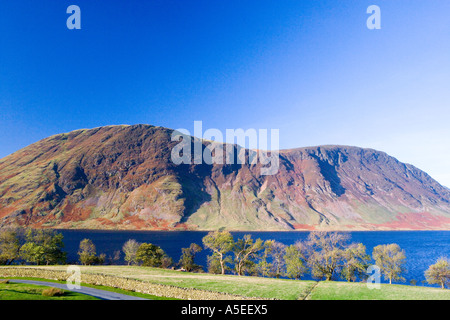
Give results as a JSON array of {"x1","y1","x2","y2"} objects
[
  {"x1": 11, "y1": 265, "x2": 317, "y2": 300},
  {"x1": 2, "y1": 265, "x2": 449, "y2": 300},
  {"x1": 0, "y1": 281, "x2": 100, "y2": 300},
  {"x1": 306, "y1": 281, "x2": 450, "y2": 300}
]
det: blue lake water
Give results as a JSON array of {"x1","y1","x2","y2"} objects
[{"x1": 58, "y1": 230, "x2": 450, "y2": 287}]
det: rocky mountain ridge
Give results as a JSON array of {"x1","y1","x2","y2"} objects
[{"x1": 0, "y1": 124, "x2": 449, "y2": 230}]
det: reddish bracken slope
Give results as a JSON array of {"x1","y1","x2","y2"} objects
[{"x1": 0, "y1": 124, "x2": 449, "y2": 230}]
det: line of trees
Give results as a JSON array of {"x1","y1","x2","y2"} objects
[
  {"x1": 118, "y1": 231, "x2": 449, "y2": 288},
  {"x1": 0, "y1": 228, "x2": 66, "y2": 265},
  {"x1": 201, "y1": 231, "x2": 392, "y2": 282},
  {"x1": 0, "y1": 227, "x2": 448, "y2": 288}
]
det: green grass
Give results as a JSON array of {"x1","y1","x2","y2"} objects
[
  {"x1": 307, "y1": 281, "x2": 450, "y2": 300},
  {"x1": 0, "y1": 281, "x2": 100, "y2": 300}
]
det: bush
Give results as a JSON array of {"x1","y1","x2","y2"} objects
[
  {"x1": 136, "y1": 243, "x2": 172, "y2": 268},
  {"x1": 42, "y1": 287, "x2": 64, "y2": 297}
]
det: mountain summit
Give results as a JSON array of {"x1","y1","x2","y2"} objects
[{"x1": 1, "y1": 124, "x2": 449, "y2": 230}]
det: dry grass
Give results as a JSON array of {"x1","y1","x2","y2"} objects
[{"x1": 42, "y1": 287, "x2": 64, "y2": 297}]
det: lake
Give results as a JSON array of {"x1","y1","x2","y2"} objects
[{"x1": 58, "y1": 230, "x2": 450, "y2": 287}]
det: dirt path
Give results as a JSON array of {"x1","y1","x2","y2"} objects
[{"x1": 302, "y1": 282, "x2": 320, "y2": 300}]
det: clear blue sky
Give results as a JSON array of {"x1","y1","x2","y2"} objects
[{"x1": 0, "y1": 1, "x2": 449, "y2": 186}]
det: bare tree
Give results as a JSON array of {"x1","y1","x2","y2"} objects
[
  {"x1": 306, "y1": 231, "x2": 350, "y2": 281},
  {"x1": 122, "y1": 239, "x2": 140, "y2": 265},
  {"x1": 257, "y1": 240, "x2": 286, "y2": 278},
  {"x1": 271, "y1": 241, "x2": 287, "y2": 278}
]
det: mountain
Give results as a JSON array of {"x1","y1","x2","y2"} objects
[{"x1": 0, "y1": 124, "x2": 449, "y2": 231}]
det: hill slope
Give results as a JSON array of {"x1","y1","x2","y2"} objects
[{"x1": 0, "y1": 124, "x2": 449, "y2": 230}]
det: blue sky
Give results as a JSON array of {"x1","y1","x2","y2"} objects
[{"x1": 0, "y1": 1, "x2": 449, "y2": 186}]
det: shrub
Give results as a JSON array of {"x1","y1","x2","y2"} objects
[{"x1": 42, "y1": 287, "x2": 64, "y2": 297}]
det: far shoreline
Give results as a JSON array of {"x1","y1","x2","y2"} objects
[{"x1": 49, "y1": 228, "x2": 450, "y2": 233}]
